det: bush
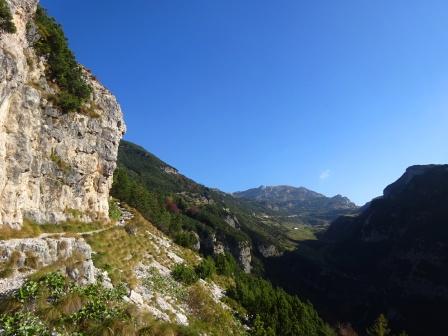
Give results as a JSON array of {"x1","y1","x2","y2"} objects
[
  {"x1": 175, "y1": 231, "x2": 199, "y2": 249},
  {"x1": 33, "y1": 6, "x2": 92, "y2": 112},
  {"x1": 16, "y1": 280, "x2": 39, "y2": 303},
  {"x1": 215, "y1": 253, "x2": 239, "y2": 277},
  {"x1": 109, "y1": 198, "x2": 122, "y2": 221},
  {"x1": 0, "y1": 0, "x2": 16, "y2": 33},
  {"x1": 171, "y1": 264, "x2": 198, "y2": 285},
  {"x1": 0, "y1": 312, "x2": 50, "y2": 336},
  {"x1": 195, "y1": 257, "x2": 216, "y2": 279}
]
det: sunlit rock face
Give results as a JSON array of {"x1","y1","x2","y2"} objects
[{"x1": 0, "y1": 0, "x2": 125, "y2": 228}]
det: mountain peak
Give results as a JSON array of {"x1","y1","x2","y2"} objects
[
  {"x1": 234, "y1": 185, "x2": 357, "y2": 218},
  {"x1": 383, "y1": 164, "x2": 448, "y2": 199}
]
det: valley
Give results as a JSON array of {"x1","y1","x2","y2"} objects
[{"x1": 0, "y1": 0, "x2": 446, "y2": 335}]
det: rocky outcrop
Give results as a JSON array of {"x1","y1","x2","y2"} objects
[
  {"x1": 203, "y1": 233, "x2": 252, "y2": 273},
  {"x1": 236, "y1": 241, "x2": 252, "y2": 273},
  {"x1": 224, "y1": 214, "x2": 240, "y2": 229},
  {"x1": 258, "y1": 244, "x2": 281, "y2": 258},
  {"x1": 0, "y1": 0, "x2": 125, "y2": 229},
  {"x1": 0, "y1": 236, "x2": 96, "y2": 293}
]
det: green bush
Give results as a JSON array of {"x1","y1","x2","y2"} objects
[
  {"x1": 0, "y1": 0, "x2": 16, "y2": 33},
  {"x1": 41, "y1": 271, "x2": 66, "y2": 298},
  {"x1": 175, "y1": 231, "x2": 199, "y2": 249},
  {"x1": 33, "y1": 6, "x2": 91, "y2": 113},
  {"x1": 171, "y1": 264, "x2": 199, "y2": 285},
  {"x1": 0, "y1": 312, "x2": 50, "y2": 336},
  {"x1": 108, "y1": 198, "x2": 122, "y2": 221},
  {"x1": 195, "y1": 257, "x2": 216, "y2": 279},
  {"x1": 215, "y1": 253, "x2": 239, "y2": 277},
  {"x1": 16, "y1": 280, "x2": 39, "y2": 303}
]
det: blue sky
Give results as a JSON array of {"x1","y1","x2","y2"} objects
[{"x1": 41, "y1": 0, "x2": 448, "y2": 205}]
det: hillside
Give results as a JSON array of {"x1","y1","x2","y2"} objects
[
  {"x1": 265, "y1": 164, "x2": 448, "y2": 335},
  {"x1": 115, "y1": 141, "x2": 315, "y2": 268}
]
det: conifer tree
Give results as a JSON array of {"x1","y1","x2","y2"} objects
[{"x1": 366, "y1": 314, "x2": 391, "y2": 336}]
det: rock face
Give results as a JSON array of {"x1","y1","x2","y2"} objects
[
  {"x1": 235, "y1": 241, "x2": 252, "y2": 273},
  {"x1": 257, "y1": 244, "x2": 281, "y2": 258},
  {"x1": 0, "y1": 0, "x2": 125, "y2": 229},
  {"x1": 0, "y1": 236, "x2": 96, "y2": 293}
]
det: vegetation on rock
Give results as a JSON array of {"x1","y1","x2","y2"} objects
[
  {"x1": 0, "y1": 272, "x2": 201, "y2": 335},
  {"x1": 33, "y1": 6, "x2": 92, "y2": 113},
  {"x1": 0, "y1": 0, "x2": 16, "y2": 33}
]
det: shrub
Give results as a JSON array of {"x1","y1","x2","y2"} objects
[
  {"x1": 41, "y1": 272, "x2": 66, "y2": 298},
  {"x1": 366, "y1": 314, "x2": 391, "y2": 336},
  {"x1": 0, "y1": 0, "x2": 16, "y2": 33},
  {"x1": 175, "y1": 231, "x2": 198, "y2": 249},
  {"x1": 215, "y1": 253, "x2": 238, "y2": 277},
  {"x1": 0, "y1": 312, "x2": 50, "y2": 336},
  {"x1": 33, "y1": 6, "x2": 92, "y2": 113},
  {"x1": 171, "y1": 264, "x2": 198, "y2": 285},
  {"x1": 109, "y1": 198, "x2": 122, "y2": 221},
  {"x1": 16, "y1": 280, "x2": 39, "y2": 303},
  {"x1": 195, "y1": 257, "x2": 216, "y2": 279}
]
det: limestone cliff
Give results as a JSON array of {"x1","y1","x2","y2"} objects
[{"x1": 0, "y1": 0, "x2": 125, "y2": 228}]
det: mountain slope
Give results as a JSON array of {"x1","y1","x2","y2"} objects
[
  {"x1": 114, "y1": 140, "x2": 295, "y2": 272},
  {"x1": 234, "y1": 185, "x2": 358, "y2": 228},
  {"x1": 265, "y1": 164, "x2": 448, "y2": 335}
]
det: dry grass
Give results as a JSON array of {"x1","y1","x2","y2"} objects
[
  {"x1": 86, "y1": 209, "x2": 198, "y2": 286},
  {"x1": 40, "y1": 220, "x2": 109, "y2": 234},
  {"x1": 0, "y1": 218, "x2": 109, "y2": 240},
  {"x1": 0, "y1": 250, "x2": 22, "y2": 278},
  {"x1": 24, "y1": 251, "x2": 40, "y2": 269},
  {"x1": 0, "y1": 219, "x2": 43, "y2": 240},
  {"x1": 58, "y1": 293, "x2": 83, "y2": 315},
  {"x1": 86, "y1": 218, "x2": 151, "y2": 285}
]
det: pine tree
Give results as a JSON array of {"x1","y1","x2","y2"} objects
[
  {"x1": 366, "y1": 314, "x2": 391, "y2": 336},
  {"x1": 251, "y1": 315, "x2": 275, "y2": 336}
]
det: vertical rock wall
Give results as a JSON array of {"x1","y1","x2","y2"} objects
[{"x1": 0, "y1": 0, "x2": 125, "y2": 228}]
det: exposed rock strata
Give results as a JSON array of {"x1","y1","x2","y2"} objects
[
  {"x1": 0, "y1": 236, "x2": 96, "y2": 294},
  {"x1": 0, "y1": 0, "x2": 125, "y2": 228}
]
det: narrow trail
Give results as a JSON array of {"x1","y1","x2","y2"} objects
[{"x1": 37, "y1": 203, "x2": 135, "y2": 239}]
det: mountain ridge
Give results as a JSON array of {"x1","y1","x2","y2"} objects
[{"x1": 265, "y1": 163, "x2": 448, "y2": 335}]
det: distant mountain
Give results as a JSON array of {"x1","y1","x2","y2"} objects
[
  {"x1": 234, "y1": 185, "x2": 358, "y2": 224},
  {"x1": 265, "y1": 164, "x2": 448, "y2": 335}
]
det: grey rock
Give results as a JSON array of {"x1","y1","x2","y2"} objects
[{"x1": 0, "y1": 0, "x2": 126, "y2": 229}]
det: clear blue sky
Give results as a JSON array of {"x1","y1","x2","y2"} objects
[{"x1": 41, "y1": 0, "x2": 448, "y2": 205}]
